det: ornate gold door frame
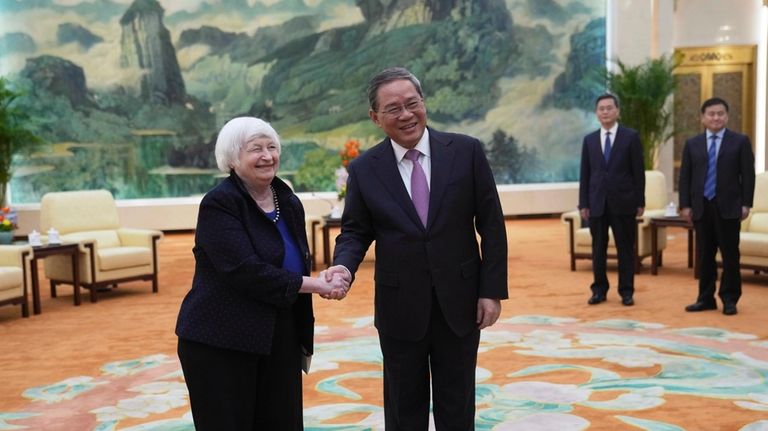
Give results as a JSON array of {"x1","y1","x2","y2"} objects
[{"x1": 672, "y1": 45, "x2": 756, "y2": 189}]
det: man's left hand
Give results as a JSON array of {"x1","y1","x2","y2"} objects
[
  {"x1": 637, "y1": 207, "x2": 645, "y2": 217},
  {"x1": 741, "y1": 206, "x2": 751, "y2": 221},
  {"x1": 476, "y1": 298, "x2": 501, "y2": 329}
]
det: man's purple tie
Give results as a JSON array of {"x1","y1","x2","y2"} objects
[{"x1": 405, "y1": 149, "x2": 429, "y2": 227}]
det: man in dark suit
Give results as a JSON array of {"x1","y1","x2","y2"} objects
[
  {"x1": 578, "y1": 94, "x2": 645, "y2": 306},
  {"x1": 324, "y1": 67, "x2": 508, "y2": 430},
  {"x1": 679, "y1": 97, "x2": 755, "y2": 316}
]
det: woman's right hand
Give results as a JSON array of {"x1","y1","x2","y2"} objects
[{"x1": 300, "y1": 275, "x2": 347, "y2": 300}]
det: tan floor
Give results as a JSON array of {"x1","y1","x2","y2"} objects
[{"x1": 0, "y1": 217, "x2": 766, "y2": 428}]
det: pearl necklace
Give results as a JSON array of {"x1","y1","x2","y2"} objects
[{"x1": 269, "y1": 185, "x2": 280, "y2": 223}]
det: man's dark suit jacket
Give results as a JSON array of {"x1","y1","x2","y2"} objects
[
  {"x1": 176, "y1": 173, "x2": 314, "y2": 356},
  {"x1": 679, "y1": 129, "x2": 755, "y2": 220},
  {"x1": 578, "y1": 125, "x2": 645, "y2": 216},
  {"x1": 333, "y1": 128, "x2": 508, "y2": 341}
]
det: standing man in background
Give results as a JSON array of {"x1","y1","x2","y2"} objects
[
  {"x1": 578, "y1": 94, "x2": 645, "y2": 307},
  {"x1": 679, "y1": 97, "x2": 755, "y2": 316},
  {"x1": 325, "y1": 66, "x2": 508, "y2": 430}
]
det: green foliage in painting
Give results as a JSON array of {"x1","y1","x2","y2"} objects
[
  {"x1": 484, "y1": 129, "x2": 546, "y2": 184},
  {"x1": 292, "y1": 147, "x2": 339, "y2": 192},
  {"x1": 260, "y1": 16, "x2": 517, "y2": 134},
  {"x1": 0, "y1": 77, "x2": 44, "y2": 204}
]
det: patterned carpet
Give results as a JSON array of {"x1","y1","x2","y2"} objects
[
  {"x1": 1, "y1": 219, "x2": 767, "y2": 430},
  {"x1": 4, "y1": 314, "x2": 768, "y2": 430}
]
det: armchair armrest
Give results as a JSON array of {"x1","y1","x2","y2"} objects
[
  {"x1": 741, "y1": 212, "x2": 754, "y2": 231},
  {"x1": 58, "y1": 233, "x2": 97, "y2": 253},
  {"x1": 561, "y1": 210, "x2": 584, "y2": 238},
  {"x1": 561, "y1": 209, "x2": 581, "y2": 224},
  {"x1": 637, "y1": 209, "x2": 667, "y2": 228},
  {"x1": 117, "y1": 228, "x2": 163, "y2": 247},
  {"x1": 0, "y1": 245, "x2": 33, "y2": 266},
  {"x1": 560, "y1": 210, "x2": 582, "y2": 270}
]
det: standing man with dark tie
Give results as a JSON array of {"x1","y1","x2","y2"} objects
[
  {"x1": 323, "y1": 67, "x2": 508, "y2": 430},
  {"x1": 679, "y1": 97, "x2": 755, "y2": 316},
  {"x1": 578, "y1": 94, "x2": 645, "y2": 306}
]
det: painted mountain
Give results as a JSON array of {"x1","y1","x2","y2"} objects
[{"x1": 0, "y1": 0, "x2": 605, "y2": 202}]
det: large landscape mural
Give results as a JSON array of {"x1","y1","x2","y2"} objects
[{"x1": 0, "y1": 0, "x2": 606, "y2": 202}]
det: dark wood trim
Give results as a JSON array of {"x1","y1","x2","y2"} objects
[
  {"x1": 151, "y1": 234, "x2": 160, "y2": 293},
  {"x1": 0, "y1": 249, "x2": 29, "y2": 317}
]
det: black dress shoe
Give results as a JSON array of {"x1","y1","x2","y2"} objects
[
  {"x1": 685, "y1": 302, "x2": 717, "y2": 312},
  {"x1": 621, "y1": 296, "x2": 634, "y2": 306},
  {"x1": 723, "y1": 304, "x2": 738, "y2": 315},
  {"x1": 588, "y1": 294, "x2": 606, "y2": 305}
]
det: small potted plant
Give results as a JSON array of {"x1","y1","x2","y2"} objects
[
  {"x1": 606, "y1": 54, "x2": 679, "y2": 169},
  {"x1": 0, "y1": 206, "x2": 18, "y2": 244}
]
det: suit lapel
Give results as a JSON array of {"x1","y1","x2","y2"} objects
[
  {"x1": 370, "y1": 139, "x2": 425, "y2": 229},
  {"x1": 696, "y1": 134, "x2": 708, "y2": 159},
  {"x1": 589, "y1": 131, "x2": 606, "y2": 169},
  {"x1": 607, "y1": 126, "x2": 626, "y2": 169},
  {"x1": 425, "y1": 130, "x2": 455, "y2": 229},
  {"x1": 718, "y1": 129, "x2": 733, "y2": 159}
]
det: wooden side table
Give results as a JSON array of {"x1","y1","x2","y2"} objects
[
  {"x1": 650, "y1": 216, "x2": 697, "y2": 278},
  {"x1": 321, "y1": 216, "x2": 342, "y2": 268},
  {"x1": 310, "y1": 219, "x2": 321, "y2": 271},
  {"x1": 30, "y1": 242, "x2": 81, "y2": 314}
]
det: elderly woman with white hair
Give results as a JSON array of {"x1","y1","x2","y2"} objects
[{"x1": 175, "y1": 117, "x2": 346, "y2": 430}]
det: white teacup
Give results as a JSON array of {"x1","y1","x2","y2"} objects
[
  {"x1": 28, "y1": 230, "x2": 42, "y2": 247},
  {"x1": 47, "y1": 228, "x2": 61, "y2": 245}
]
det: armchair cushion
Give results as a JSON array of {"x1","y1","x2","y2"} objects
[
  {"x1": 98, "y1": 247, "x2": 153, "y2": 271},
  {"x1": 644, "y1": 170, "x2": 667, "y2": 210},
  {"x1": 40, "y1": 190, "x2": 119, "y2": 234},
  {"x1": 747, "y1": 213, "x2": 768, "y2": 234},
  {"x1": 0, "y1": 267, "x2": 23, "y2": 293},
  {"x1": 574, "y1": 226, "x2": 615, "y2": 249},
  {"x1": 741, "y1": 232, "x2": 768, "y2": 258},
  {"x1": 0, "y1": 244, "x2": 32, "y2": 316},
  {"x1": 726, "y1": 172, "x2": 768, "y2": 272}
]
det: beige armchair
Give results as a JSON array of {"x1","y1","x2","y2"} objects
[
  {"x1": 0, "y1": 245, "x2": 33, "y2": 317},
  {"x1": 562, "y1": 170, "x2": 669, "y2": 271},
  {"x1": 39, "y1": 190, "x2": 163, "y2": 302},
  {"x1": 732, "y1": 172, "x2": 768, "y2": 273}
]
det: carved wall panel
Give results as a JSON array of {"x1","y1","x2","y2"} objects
[{"x1": 672, "y1": 45, "x2": 756, "y2": 190}]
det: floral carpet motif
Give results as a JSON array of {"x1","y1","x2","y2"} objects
[{"x1": 3, "y1": 315, "x2": 768, "y2": 430}]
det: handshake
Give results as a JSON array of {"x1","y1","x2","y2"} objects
[{"x1": 315, "y1": 265, "x2": 353, "y2": 300}]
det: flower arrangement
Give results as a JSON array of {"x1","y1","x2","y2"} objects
[
  {"x1": 340, "y1": 139, "x2": 360, "y2": 168},
  {"x1": 335, "y1": 167, "x2": 349, "y2": 200},
  {"x1": 336, "y1": 139, "x2": 360, "y2": 200},
  {"x1": 0, "y1": 206, "x2": 18, "y2": 232}
]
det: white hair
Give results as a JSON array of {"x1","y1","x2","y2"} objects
[{"x1": 214, "y1": 117, "x2": 281, "y2": 173}]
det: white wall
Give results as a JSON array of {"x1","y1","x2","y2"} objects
[
  {"x1": 674, "y1": 0, "x2": 762, "y2": 47},
  {"x1": 609, "y1": 0, "x2": 653, "y2": 66}
]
